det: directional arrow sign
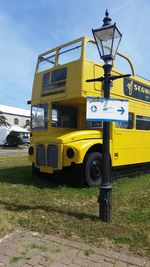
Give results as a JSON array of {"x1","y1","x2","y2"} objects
[
  {"x1": 117, "y1": 106, "x2": 125, "y2": 115},
  {"x1": 86, "y1": 97, "x2": 129, "y2": 122}
]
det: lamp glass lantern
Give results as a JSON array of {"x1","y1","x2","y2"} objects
[{"x1": 92, "y1": 23, "x2": 122, "y2": 62}]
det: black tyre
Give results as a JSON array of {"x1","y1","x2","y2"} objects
[{"x1": 83, "y1": 152, "x2": 102, "y2": 187}]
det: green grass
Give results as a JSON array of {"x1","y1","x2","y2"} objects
[
  {"x1": 0, "y1": 154, "x2": 150, "y2": 257},
  {"x1": 10, "y1": 242, "x2": 48, "y2": 263}
]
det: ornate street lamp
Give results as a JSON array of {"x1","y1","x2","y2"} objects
[
  {"x1": 87, "y1": 11, "x2": 123, "y2": 222},
  {"x1": 92, "y1": 9, "x2": 122, "y2": 63},
  {"x1": 87, "y1": 10, "x2": 130, "y2": 222}
]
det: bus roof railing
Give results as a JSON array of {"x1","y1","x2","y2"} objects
[
  {"x1": 115, "y1": 50, "x2": 135, "y2": 76},
  {"x1": 37, "y1": 36, "x2": 135, "y2": 76}
]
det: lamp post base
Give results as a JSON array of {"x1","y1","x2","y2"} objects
[{"x1": 98, "y1": 185, "x2": 112, "y2": 222}]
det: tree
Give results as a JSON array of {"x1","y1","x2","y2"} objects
[
  {"x1": 6, "y1": 131, "x2": 23, "y2": 147},
  {"x1": 0, "y1": 111, "x2": 10, "y2": 128}
]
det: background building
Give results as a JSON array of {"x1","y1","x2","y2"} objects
[
  {"x1": 0, "y1": 104, "x2": 30, "y2": 129},
  {"x1": 0, "y1": 104, "x2": 30, "y2": 145}
]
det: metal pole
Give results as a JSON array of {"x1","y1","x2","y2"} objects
[{"x1": 99, "y1": 63, "x2": 112, "y2": 222}]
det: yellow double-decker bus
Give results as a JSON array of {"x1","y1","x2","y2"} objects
[{"x1": 28, "y1": 36, "x2": 150, "y2": 186}]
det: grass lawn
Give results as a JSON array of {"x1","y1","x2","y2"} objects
[{"x1": 0, "y1": 153, "x2": 150, "y2": 257}]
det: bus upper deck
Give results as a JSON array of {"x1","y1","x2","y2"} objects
[{"x1": 32, "y1": 36, "x2": 150, "y2": 105}]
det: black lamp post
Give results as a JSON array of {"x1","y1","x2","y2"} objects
[
  {"x1": 86, "y1": 10, "x2": 131, "y2": 221},
  {"x1": 92, "y1": 10, "x2": 122, "y2": 222}
]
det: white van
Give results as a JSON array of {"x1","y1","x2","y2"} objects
[{"x1": 22, "y1": 133, "x2": 30, "y2": 144}]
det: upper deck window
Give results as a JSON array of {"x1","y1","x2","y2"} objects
[
  {"x1": 58, "y1": 41, "x2": 82, "y2": 65},
  {"x1": 37, "y1": 40, "x2": 82, "y2": 73},
  {"x1": 51, "y1": 68, "x2": 67, "y2": 83},
  {"x1": 42, "y1": 68, "x2": 67, "y2": 91},
  {"x1": 38, "y1": 51, "x2": 56, "y2": 72}
]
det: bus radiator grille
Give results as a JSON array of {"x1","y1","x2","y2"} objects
[
  {"x1": 36, "y1": 144, "x2": 46, "y2": 166},
  {"x1": 47, "y1": 144, "x2": 58, "y2": 168}
]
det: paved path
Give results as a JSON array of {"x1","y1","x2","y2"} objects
[{"x1": 0, "y1": 231, "x2": 149, "y2": 267}]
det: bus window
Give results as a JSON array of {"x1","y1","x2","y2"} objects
[
  {"x1": 38, "y1": 51, "x2": 56, "y2": 72},
  {"x1": 52, "y1": 104, "x2": 77, "y2": 128},
  {"x1": 136, "y1": 115, "x2": 150, "y2": 130},
  {"x1": 86, "y1": 121, "x2": 103, "y2": 129},
  {"x1": 31, "y1": 104, "x2": 48, "y2": 129},
  {"x1": 42, "y1": 68, "x2": 67, "y2": 91},
  {"x1": 115, "y1": 112, "x2": 134, "y2": 129},
  {"x1": 58, "y1": 41, "x2": 82, "y2": 65}
]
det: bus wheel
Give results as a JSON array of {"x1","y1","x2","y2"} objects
[
  {"x1": 32, "y1": 163, "x2": 40, "y2": 176},
  {"x1": 84, "y1": 152, "x2": 102, "y2": 187}
]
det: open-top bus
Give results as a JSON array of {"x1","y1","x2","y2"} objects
[{"x1": 28, "y1": 36, "x2": 150, "y2": 186}]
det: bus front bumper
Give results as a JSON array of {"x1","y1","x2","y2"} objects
[{"x1": 39, "y1": 166, "x2": 54, "y2": 174}]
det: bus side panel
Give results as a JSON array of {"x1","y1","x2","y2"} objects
[
  {"x1": 112, "y1": 128, "x2": 135, "y2": 166},
  {"x1": 135, "y1": 131, "x2": 150, "y2": 163}
]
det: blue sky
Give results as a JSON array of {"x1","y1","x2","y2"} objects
[{"x1": 0, "y1": 0, "x2": 150, "y2": 109}]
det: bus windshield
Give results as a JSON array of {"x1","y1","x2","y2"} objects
[{"x1": 31, "y1": 104, "x2": 48, "y2": 130}]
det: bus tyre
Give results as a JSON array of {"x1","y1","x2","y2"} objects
[
  {"x1": 32, "y1": 163, "x2": 40, "y2": 176},
  {"x1": 84, "y1": 152, "x2": 102, "y2": 187}
]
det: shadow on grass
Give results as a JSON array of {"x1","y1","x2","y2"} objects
[
  {"x1": 0, "y1": 200, "x2": 98, "y2": 221},
  {"x1": 0, "y1": 165, "x2": 85, "y2": 189},
  {"x1": 0, "y1": 166, "x2": 97, "y2": 221}
]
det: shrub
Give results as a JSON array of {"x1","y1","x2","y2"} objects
[{"x1": 6, "y1": 131, "x2": 23, "y2": 146}]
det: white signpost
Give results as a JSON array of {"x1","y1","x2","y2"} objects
[{"x1": 86, "y1": 97, "x2": 129, "y2": 122}]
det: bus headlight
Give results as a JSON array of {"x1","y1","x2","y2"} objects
[
  {"x1": 29, "y1": 146, "x2": 34, "y2": 155},
  {"x1": 66, "y1": 148, "x2": 75, "y2": 159}
]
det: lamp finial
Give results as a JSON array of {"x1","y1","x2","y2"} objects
[{"x1": 102, "y1": 9, "x2": 112, "y2": 27}]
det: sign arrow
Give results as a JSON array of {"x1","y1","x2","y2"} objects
[{"x1": 117, "y1": 106, "x2": 125, "y2": 115}]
